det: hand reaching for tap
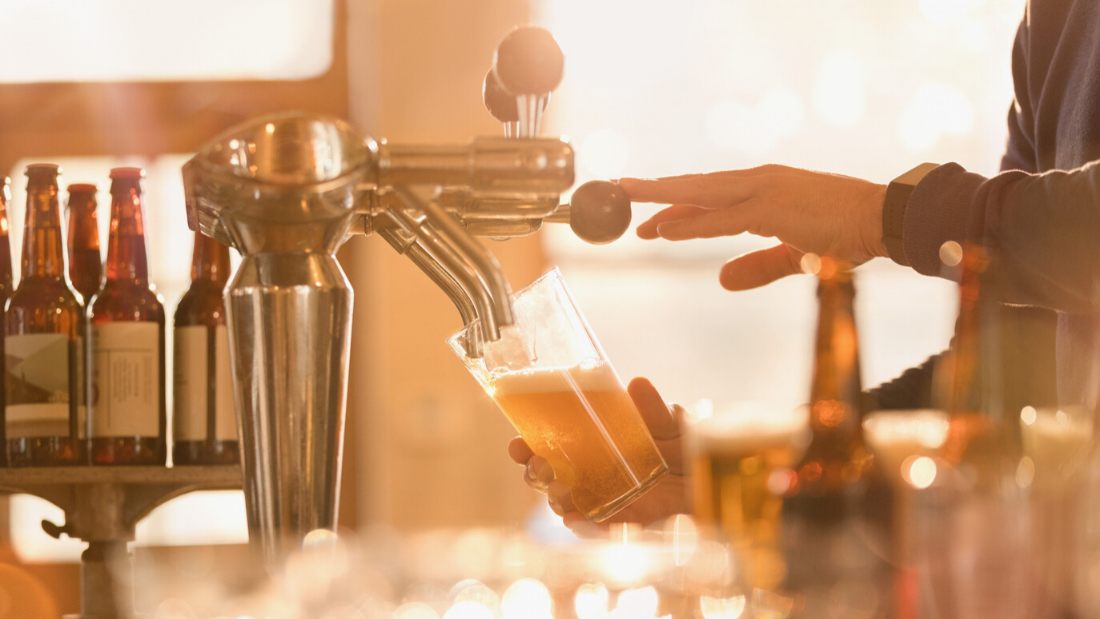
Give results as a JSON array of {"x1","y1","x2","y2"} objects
[
  {"x1": 619, "y1": 165, "x2": 888, "y2": 289},
  {"x1": 507, "y1": 377, "x2": 691, "y2": 534}
]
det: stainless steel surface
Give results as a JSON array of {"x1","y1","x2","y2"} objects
[
  {"x1": 378, "y1": 137, "x2": 573, "y2": 192},
  {"x1": 387, "y1": 200, "x2": 502, "y2": 343},
  {"x1": 227, "y1": 252, "x2": 352, "y2": 560}
]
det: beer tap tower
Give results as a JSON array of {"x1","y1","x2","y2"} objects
[{"x1": 182, "y1": 25, "x2": 631, "y2": 562}]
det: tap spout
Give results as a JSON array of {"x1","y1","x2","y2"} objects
[
  {"x1": 376, "y1": 218, "x2": 483, "y2": 357},
  {"x1": 410, "y1": 191, "x2": 515, "y2": 329},
  {"x1": 390, "y1": 188, "x2": 507, "y2": 341}
]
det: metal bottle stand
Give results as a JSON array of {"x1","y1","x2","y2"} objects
[{"x1": 0, "y1": 465, "x2": 241, "y2": 619}]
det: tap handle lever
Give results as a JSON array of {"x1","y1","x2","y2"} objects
[{"x1": 556, "y1": 180, "x2": 632, "y2": 244}]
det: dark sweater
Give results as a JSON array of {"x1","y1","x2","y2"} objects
[{"x1": 871, "y1": 0, "x2": 1100, "y2": 409}]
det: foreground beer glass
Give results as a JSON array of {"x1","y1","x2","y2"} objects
[
  {"x1": 449, "y1": 268, "x2": 668, "y2": 521},
  {"x1": 688, "y1": 402, "x2": 809, "y2": 591}
]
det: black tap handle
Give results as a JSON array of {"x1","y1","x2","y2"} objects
[{"x1": 569, "y1": 181, "x2": 632, "y2": 244}]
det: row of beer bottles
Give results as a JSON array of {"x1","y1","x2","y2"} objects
[{"x1": 0, "y1": 164, "x2": 237, "y2": 467}]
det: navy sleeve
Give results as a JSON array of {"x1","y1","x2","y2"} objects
[{"x1": 903, "y1": 161, "x2": 1100, "y2": 312}]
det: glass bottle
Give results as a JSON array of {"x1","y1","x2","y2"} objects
[
  {"x1": 794, "y1": 257, "x2": 870, "y2": 501},
  {"x1": 173, "y1": 231, "x2": 237, "y2": 465},
  {"x1": 782, "y1": 256, "x2": 880, "y2": 612},
  {"x1": 0, "y1": 178, "x2": 14, "y2": 465},
  {"x1": 927, "y1": 243, "x2": 1035, "y2": 617},
  {"x1": 5, "y1": 164, "x2": 85, "y2": 466},
  {"x1": 65, "y1": 183, "x2": 103, "y2": 303},
  {"x1": 88, "y1": 167, "x2": 166, "y2": 465},
  {"x1": 933, "y1": 243, "x2": 1011, "y2": 469}
]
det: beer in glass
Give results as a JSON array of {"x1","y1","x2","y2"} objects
[
  {"x1": 450, "y1": 268, "x2": 667, "y2": 522},
  {"x1": 689, "y1": 404, "x2": 808, "y2": 590}
]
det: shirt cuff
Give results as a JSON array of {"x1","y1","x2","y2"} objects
[{"x1": 902, "y1": 162, "x2": 987, "y2": 277}]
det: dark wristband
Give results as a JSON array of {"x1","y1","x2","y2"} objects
[{"x1": 882, "y1": 162, "x2": 939, "y2": 266}]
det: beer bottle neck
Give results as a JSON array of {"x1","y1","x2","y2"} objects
[
  {"x1": 190, "y1": 232, "x2": 229, "y2": 285},
  {"x1": 811, "y1": 278, "x2": 862, "y2": 404},
  {"x1": 0, "y1": 180, "x2": 12, "y2": 295},
  {"x1": 21, "y1": 179, "x2": 66, "y2": 280},
  {"x1": 67, "y1": 192, "x2": 101, "y2": 251},
  {"x1": 936, "y1": 243, "x2": 1002, "y2": 418},
  {"x1": 105, "y1": 183, "x2": 150, "y2": 284}
]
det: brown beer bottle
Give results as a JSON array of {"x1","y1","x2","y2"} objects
[
  {"x1": 173, "y1": 231, "x2": 237, "y2": 465},
  {"x1": 933, "y1": 243, "x2": 1010, "y2": 471},
  {"x1": 88, "y1": 167, "x2": 166, "y2": 465},
  {"x1": 5, "y1": 165, "x2": 85, "y2": 466},
  {"x1": 65, "y1": 184, "x2": 103, "y2": 303},
  {"x1": 0, "y1": 179, "x2": 14, "y2": 465},
  {"x1": 794, "y1": 256, "x2": 871, "y2": 502}
]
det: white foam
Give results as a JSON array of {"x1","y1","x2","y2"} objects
[
  {"x1": 490, "y1": 362, "x2": 623, "y2": 396},
  {"x1": 689, "y1": 405, "x2": 808, "y2": 455}
]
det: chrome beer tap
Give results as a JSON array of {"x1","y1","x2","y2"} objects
[{"x1": 182, "y1": 26, "x2": 633, "y2": 563}]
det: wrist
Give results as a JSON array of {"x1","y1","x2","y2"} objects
[{"x1": 865, "y1": 183, "x2": 889, "y2": 259}]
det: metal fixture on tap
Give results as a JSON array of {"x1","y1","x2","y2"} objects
[{"x1": 182, "y1": 26, "x2": 633, "y2": 562}]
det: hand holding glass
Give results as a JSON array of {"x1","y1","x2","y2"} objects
[{"x1": 450, "y1": 269, "x2": 668, "y2": 522}]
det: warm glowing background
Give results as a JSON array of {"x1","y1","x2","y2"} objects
[{"x1": 0, "y1": 0, "x2": 1027, "y2": 612}]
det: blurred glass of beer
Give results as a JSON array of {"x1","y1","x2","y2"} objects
[
  {"x1": 862, "y1": 410, "x2": 950, "y2": 484},
  {"x1": 689, "y1": 403, "x2": 809, "y2": 590},
  {"x1": 450, "y1": 268, "x2": 668, "y2": 522}
]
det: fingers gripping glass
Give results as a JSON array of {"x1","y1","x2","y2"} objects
[{"x1": 450, "y1": 268, "x2": 668, "y2": 522}]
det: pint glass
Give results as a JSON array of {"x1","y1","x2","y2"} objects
[
  {"x1": 688, "y1": 403, "x2": 809, "y2": 591},
  {"x1": 449, "y1": 268, "x2": 668, "y2": 522}
]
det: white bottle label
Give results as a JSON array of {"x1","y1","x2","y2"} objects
[
  {"x1": 174, "y1": 325, "x2": 236, "y2": 442},
  {"x1": 5, "y1": 333, "x2": 82, "y2": 438},
  {"x1": 92, "y1": 322, "x2": 161, "y2": 437}
]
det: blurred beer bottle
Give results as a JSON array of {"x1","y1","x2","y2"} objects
[
  {"x1": 173, "y1": 231, "x2": 237, "y2": 465},
  {"x1": 65, "y1": 184, "x2": 103, "y2": 303},
  {"x1": 793, "y1": 255, "x2": 871, "y2": 505},
  {"x1": 782, "y1": 255, "x2": 883, "y2": 608},
  {"x1": 5, "y1": 165, "x2": 85, "y2": 466},
  {"x1": 0, "y1": 179, "x2": 14, "y2": 465},
  {"x1": 88, "y1": 167, "x2": 166, "y2": 465},
  {"x1": 932, "y1": 242, "x2": 1014, "y2": 471}
]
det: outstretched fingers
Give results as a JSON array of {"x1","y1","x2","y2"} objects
[
  {"x1": 636, "y1": 204, "x2": 709, "y2": 239},
  {"x1": 719, "y1": 244, "x2": 805, "y2": 291}
]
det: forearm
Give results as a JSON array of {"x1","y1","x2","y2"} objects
[
  {"x1": 900, "y1": 160, "x2": 1100, "y2": 312},
  {"x1": 864, "y1": 305, "x2": 1057, "y2": 413},
  {"x1": 863, "y1": 354, "x2": 940, "y2": 412}
]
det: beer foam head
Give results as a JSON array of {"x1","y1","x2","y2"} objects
[
  {"x1": 690, "y1": 402, "x2": 808, "y2": 454},
  {"x1": 489, "y1": 361, "x2": 622, "y2": 396}
]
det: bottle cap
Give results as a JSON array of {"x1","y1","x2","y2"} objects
[
  {"x1": 109, "y1": 167, "x2": 145, "y2": 181},
  {"x1": 25, "y1": 163, "x2": 60, "y2": 179},
  {"x1": 67, "y1": 183, "x2": 98, "y2": 193}
]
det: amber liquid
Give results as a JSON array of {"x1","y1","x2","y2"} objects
[
  {"x1": 88, "y1": 176, "x2": 166, "y2": 465},
  {"x1": 692, "y1": 428, "x2": 804, "y2": 590},
  {"x1": 491, "y1": 363, "x2": 667, "y2": 521},
  {"x1": 6, "y1": 170, "x2": 85, "y2": 466},
  {"x1": 794, "y1": 274, "x2": 869, "y2": 501},
  {"x1": 0, "y1": 182, "x2": 13, "y2": 466},
  {"x1": 66, "y1": 190, "x2": 102, "y2": 303},
  {"x1": 173, "y1": 233, "x2": 236, "y2": 465}
]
